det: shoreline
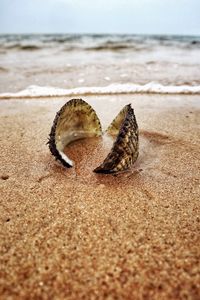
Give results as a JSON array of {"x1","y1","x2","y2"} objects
[
  {"x1": 0, "y1": 94, "x2": 200, "y2": 299},
  {"x1": 1, "y1": 83, "x2": 200, "y2": 100}
]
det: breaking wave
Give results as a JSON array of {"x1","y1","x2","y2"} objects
[
  {"x1": 1, "y1": 34, "x2": 200, "y2": 51},
  {"x1": 0, "y1": 82, "x2": 200, "y2": 99}
]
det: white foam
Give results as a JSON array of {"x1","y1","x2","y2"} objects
[{"x1": 0, "y1": 82, "x2": 200, "y2": 99}]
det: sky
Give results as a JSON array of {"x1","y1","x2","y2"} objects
[{"x1": 0, "y1": 0, "x2": 200, "y2": 35}]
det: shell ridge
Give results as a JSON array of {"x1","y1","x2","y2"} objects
[{"x1": 94, "y1": 103, "x2": 139, "y2": 173}]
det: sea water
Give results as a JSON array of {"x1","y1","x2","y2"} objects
[{"x1": 0, "y1": 34, "x2": 200, "y2": 97}]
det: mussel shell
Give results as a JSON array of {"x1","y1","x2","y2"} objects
[
  {"x1": 48, "y1": 99, "x2": 139, "y2": 173},
  {"x1": 93, "y1": 104, "x2": 139, "y2": 173},
  {"x1": 48, "y1": 99, "x2": 102, "y2": 167}
]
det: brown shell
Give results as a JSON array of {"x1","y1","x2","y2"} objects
[
  {"x1": 48, "y1": 99, "x2": 102, "y2": 167},
  {"x1": 93, "y1": 104, "x2": 139, "y2": 173},
  {"x1": 48, "y1": 100, "x2": 139, "y2": 173}
]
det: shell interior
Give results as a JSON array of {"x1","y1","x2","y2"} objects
[{"x1": 48, "y1": 99, "x2": 102, "y2": 167}]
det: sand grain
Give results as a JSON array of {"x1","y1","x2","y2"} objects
[{"x1": 0, "y1": 95, "x2": 200, "y2": 299}]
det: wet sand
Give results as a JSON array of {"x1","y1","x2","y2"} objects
[{"x1": 0, "y1": 95, "x2": 200, "y2": 299}]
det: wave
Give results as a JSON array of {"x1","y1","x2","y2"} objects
[
  {"x1": 19, "y1": 45, "x2": 41, "y2": 51},
  {"x1": 85, "y1": 40, "x2": 141, "y2": 51},
  {"x1": 1, "y1": 34, "x2": 200, "y2": 52},
  {"x1": 0, "y1": 83, "x2": 200, "y2": 99},
  {"x1": 3, "y1": 43, "x2": 42, "y2": 50},
  {"x1": 86, "y1": 44, "x2": 129, "y2": 51}
]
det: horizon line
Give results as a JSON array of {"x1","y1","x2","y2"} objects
[{"x1": 0, "y1": 32, "x2": 200, "y2": 37}]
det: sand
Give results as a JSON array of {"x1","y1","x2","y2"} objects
[{"x1": 0, "y1": 95, "x2": 200, "y2": 299}]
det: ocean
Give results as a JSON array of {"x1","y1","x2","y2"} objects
[{"x1": 0, "y1": 34, "x2": 200, "y2": 98}]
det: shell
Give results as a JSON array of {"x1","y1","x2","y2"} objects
[
  {"x1": 93, "y1": 104, "x2": 139, "y2": 173},
  {"x1": 48, "y1": 99, "x2": 102, "y2": 167},
  {"x1": 48, "y1": 99, "x2": 139, "y2": 173}
]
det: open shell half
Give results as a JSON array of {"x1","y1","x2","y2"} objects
[
  {"x1": 48, "y1": 99, "x2": 102, "y2": 167},
  {"x1": 94, "y1": 104, "x2": 139, "y2": 173}
]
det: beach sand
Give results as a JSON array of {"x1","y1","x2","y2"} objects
[{"x1": 0, "y1": 95, "x2": 200, "y2": 299}]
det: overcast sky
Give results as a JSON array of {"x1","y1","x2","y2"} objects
[{"x1": 0, "y1": 0, "x2": 200, "y2": 35}]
